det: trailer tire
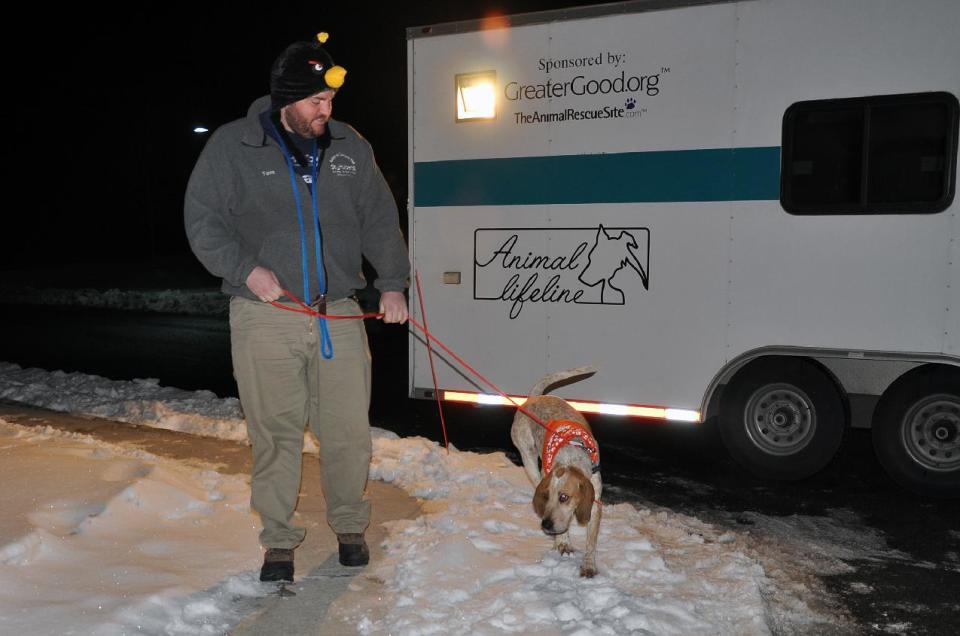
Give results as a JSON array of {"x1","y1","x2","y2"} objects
[
  {"x1": 872, "y1": 369, "x2": 960, "y2": 498},
  {"x1": 719, "y1": 357, "x2": 845, "y2": 481}
]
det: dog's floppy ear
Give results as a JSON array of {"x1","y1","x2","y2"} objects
[
  {"x1": 575, "y1": 473, "x2": 595, "y2": 525},
  {"x1": 533, "y1": 474, "x2": 550, "y2": 517}
]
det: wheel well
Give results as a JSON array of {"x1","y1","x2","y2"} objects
[
  {"x1": 706, "y1": 355, "x2": 851, "y2": 428},
  {"x1": 874, "y1": 363, "x2": 960, "y2": 421}
]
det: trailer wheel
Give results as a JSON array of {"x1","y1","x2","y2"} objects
[
  {"x1": 719, "y1": 357, "x2": 845, "y2": 480},
  {"x1": 872, "y1": 369, "x2": 960, "y2": 498}
]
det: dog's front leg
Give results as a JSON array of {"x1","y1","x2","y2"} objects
[
  {"x1": 580, "y1": 501, "x2": 602, "y2": 578},
  {"x1": 554, "y1": 532, "x2": 574, "y2": 556}
]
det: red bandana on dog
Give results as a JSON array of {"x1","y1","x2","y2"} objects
[{"x1": 541, "y1": 419, "x2": 600, "y2": 475}]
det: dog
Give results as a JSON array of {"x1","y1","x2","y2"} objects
[{"x1": 510, "y1": 365, "x2": 602, "y2": 577}]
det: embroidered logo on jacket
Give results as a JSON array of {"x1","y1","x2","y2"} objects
[{"x1": 329, "y1": 153, "x2": 357, "y2": 177}]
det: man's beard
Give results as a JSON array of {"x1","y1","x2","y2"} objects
[{"x1": 284, "y1": 109, "x2": 325, "y2": 138}]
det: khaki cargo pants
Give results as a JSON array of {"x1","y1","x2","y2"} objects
[{"x1": 230, "y1": 296, "x2": 372, "y2": 549}]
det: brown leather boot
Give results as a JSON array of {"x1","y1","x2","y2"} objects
[{"x1": 337, "y1": 533, "x2": 369, "y2": 567}]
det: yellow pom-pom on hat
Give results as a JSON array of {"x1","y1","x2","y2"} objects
[{"x1": 325, "y1": 65, "x2": 347, "y2": 89}]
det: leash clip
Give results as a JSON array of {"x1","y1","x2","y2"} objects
[{"x1": 310, "y1": 293, "x2": 327, "y2": 316}]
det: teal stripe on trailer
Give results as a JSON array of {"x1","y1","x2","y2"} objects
[{"x1": 414, "y1": 147, "x2": 781, "y2": 206}]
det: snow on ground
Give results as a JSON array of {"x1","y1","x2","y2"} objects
[
  {"x1": 0, "y1": 363, "x2": 853, "y2": 634},
  {"x1": 0, "y1": 286, "x2": 227, "y2": 316},
  {"x1": 734, "y1": 509, "x2": 911, "y2": 575},
  {"x1": 0, "y1": 420, "x2": 264, "y2": 635},
  {"x1": 357, "y1": 432, "x2": 776, "y2": 635},
  {"x1": 0, "y1": 362, "x2": 248, "y2": 442}
]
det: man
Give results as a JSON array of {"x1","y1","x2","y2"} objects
[{"x1": 184, "y1": 33, "x2": 409, "y2": 582}]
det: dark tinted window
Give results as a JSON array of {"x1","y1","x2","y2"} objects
[{"x1": 782, "y1": 92, "x2": 958, "y2": 214}]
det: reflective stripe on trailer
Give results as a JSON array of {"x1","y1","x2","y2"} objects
[{"x1": 441, "y1": 390, "x2": 700, "y2": 423}]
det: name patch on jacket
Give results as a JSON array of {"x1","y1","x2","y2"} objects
[{"x1": 329, "y1": 153, "x2": 357, "y2": 177}]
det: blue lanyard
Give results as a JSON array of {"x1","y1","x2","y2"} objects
[{"x1": 273, "y1": 125, "x2": 334, "y2": 359}]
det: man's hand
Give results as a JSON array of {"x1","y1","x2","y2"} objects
[
  {"x1": 379, "y1": 291, "x2": 408, "y2": 324},
  {"x1": 246, "y1": 266, "x2": 284, "y2": 302}
]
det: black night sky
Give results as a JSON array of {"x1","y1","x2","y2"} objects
[{"x1": 1, "y1": 1, "x2": 612, "y2": 274}]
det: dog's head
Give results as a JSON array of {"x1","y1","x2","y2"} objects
[{"x1": 532, "y1": 465, "x2": 595, "y2": 535}]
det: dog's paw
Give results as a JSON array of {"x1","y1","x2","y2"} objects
[
  {"x1": 579, "y1": 564, "x2": 598, "y2": 578},
  {"x1": 556, "y1": 542, "x2": 575, "y2": 556}
]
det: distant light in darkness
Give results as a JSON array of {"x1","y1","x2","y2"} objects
[{"x1": 193, "y1": 126, "x2": 209, "y2": 134}]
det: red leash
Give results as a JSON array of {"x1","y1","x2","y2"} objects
[
  {"x1": 414, "y1": 272, "x2": 450, "y2": 452},
  {"x1": 269, "y1": 294, "x2": 383, "y2": 320}
]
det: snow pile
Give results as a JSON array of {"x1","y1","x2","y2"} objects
[
  {"x1": 354, "y1": 432, "x2": 775, "y2": 635},
  {"x1": 0, "y1": 362, "x2": 247, "y2": 442},
  {"x1": 0, "y1": 286, "x2": 228, "y2": 316},
  {"x1": 0, "y1": 420, "x2": 263, "y2": 635}
]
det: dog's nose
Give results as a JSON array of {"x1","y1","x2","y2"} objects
[{"x1": 541, "y1": 518, "x2": 554, "y2": 532}]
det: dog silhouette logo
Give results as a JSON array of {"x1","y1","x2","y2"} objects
[{"x1": 578, "y1": 225, "x2": 649, "y2": 305}]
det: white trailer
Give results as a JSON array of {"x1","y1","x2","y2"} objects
[{"x1": 406, "y1": 0, "x2": 960, "y2": 496}]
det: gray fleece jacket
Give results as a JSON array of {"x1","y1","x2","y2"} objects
[{"x1": 184, "y1": 95, "x2": 409, "y2": 303}]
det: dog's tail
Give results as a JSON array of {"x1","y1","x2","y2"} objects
[{"x1": 528, "y1": 365, "x2": 598, "y2": 397}]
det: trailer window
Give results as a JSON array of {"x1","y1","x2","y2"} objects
[{"x1": 781, "y1": 92, "x2": 958, "y2": 214}]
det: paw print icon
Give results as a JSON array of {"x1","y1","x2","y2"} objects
[{"x1": 625, "y1": 98, "x2": 636, "y2": 110}]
